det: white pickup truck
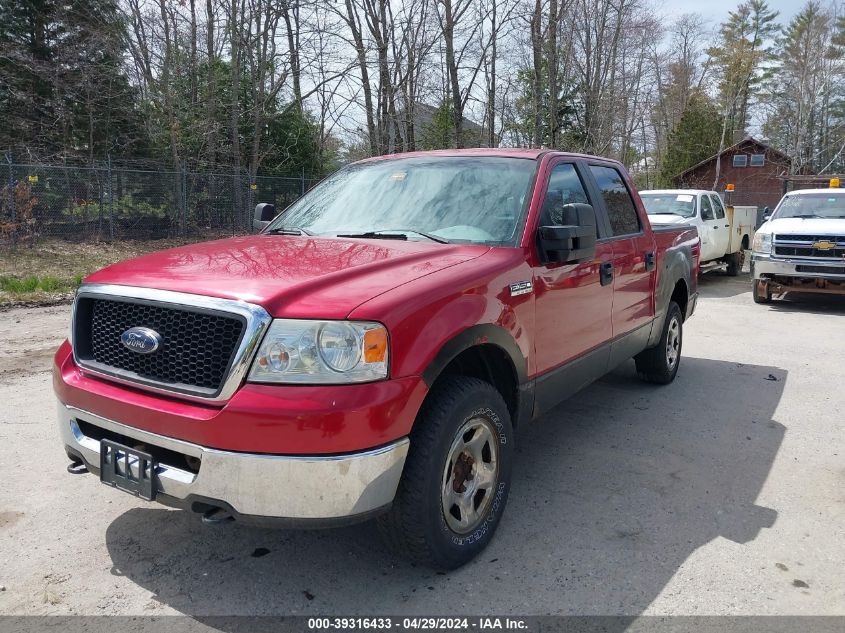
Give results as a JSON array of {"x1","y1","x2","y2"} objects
[
  {"x1": 640, "y1": 189, "x2": 756, "y2": 276},
  {"x1": 750, "y1": 187, "x2": 845, "y2": 303}
]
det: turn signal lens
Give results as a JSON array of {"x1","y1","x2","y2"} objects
[
  {"x1": 364, "y1": 327, "x2": 388, "y2": 364},
  {"x1": 267, "y1": 341, "x2": 291, "y2": 372}
]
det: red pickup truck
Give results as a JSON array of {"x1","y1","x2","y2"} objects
[{"x1": 55, "y1": 149, "x2": 699, "y2": 569}]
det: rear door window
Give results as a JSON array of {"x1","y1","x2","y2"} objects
[
  {"x1": 588, "y1": 165, "x2": 640, "y2": 236},
  {"x1": 700, "y1": 195, "x2": 715, "y2": 221},
  {"x1": 710, "y1": 195, "x2": 726, "y2": 219}
]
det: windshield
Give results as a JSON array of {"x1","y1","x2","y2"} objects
[
  {"x1": 774, "y1": 192, "x2": 845, "y2": 219},
  {"x1": 639, "y1": 193, "x2": 696, "y2": 218},
  {"x1": 265, "y1": 156, "x2": 536, "y2": 245}
]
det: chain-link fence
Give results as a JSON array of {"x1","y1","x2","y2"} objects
[{"x1": 0, "y1": 157, "x2": 319, "y2": 247}]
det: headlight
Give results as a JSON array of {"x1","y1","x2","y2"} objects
[
  {"x1": 249, "y1": 320, "x2": 388, "y2": 384},
  {"x1": 752, "y1": 232, "x2": 772, "y2": 254}
]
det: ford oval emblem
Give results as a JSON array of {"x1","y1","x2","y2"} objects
[{"x1": 120, "y1": 327, "x2": 162, "y2": 354}]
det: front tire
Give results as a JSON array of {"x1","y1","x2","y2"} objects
[
  {"x1": 378, "y1": 376, "x2": 514, "y2": 570},
  {"x1": 752, "y1": 279, "x2": 772, "y2": 304},
  {"x1": 635, "y1": 301, "x2": 683, "y2": 384}
]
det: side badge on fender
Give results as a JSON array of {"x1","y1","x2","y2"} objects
[{"x1": 509, "y1": 281, "x2": 533, "y2": 297}]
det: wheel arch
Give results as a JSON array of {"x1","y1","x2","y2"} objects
[
  {"x1": 670, "y1": 277, "x2": 689, "y2": 320},
  {"x1": 648, "y1": 258, "x2": 691, "y2": 348},
  {"x1": 421, "y1": 325, "x2": 532, "y2": 427}
]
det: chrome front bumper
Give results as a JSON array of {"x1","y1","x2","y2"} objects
[
  {"x1": 58, "y1": 403, "x2": 409, "y2": 523},
  {"x1": 751, "y1": 254, "x2": 845, "y2": 280}
]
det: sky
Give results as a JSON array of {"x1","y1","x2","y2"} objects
[
  {"x1": 659, "y1": 0, "x2": 805, "y2": 137},
  {"x1": 661, "y1": 0, "x2": 801, "y2": 26}
]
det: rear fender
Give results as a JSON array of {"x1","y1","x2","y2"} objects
[{"x1": 648, "y1": 242, "x2": 694, "y2": 347}]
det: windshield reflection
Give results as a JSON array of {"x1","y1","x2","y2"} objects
[
  {"x1": 640, "y1": 193, "x2": 696, "y2": 218},
  {"x1": 266, "y1": 156, "x2": 537, "y2": 245},
  {"x1": 774, "y1": 193, "x2": 845, "y2": 220}
]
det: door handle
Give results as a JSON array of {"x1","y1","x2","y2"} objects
[
  {"x1": 600, "y1": 262, "x2": 614, "y2": 286},
  {"x1": 713, "y1": 226, "x2": 719, "y2": 230},
  {"x1": 724, "y1": 224, "x2": 730, "y2": 228},
  {"x1": 645, "y1": 251, "x2": 656, "y2": 271}
]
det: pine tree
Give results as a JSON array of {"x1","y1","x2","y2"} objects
[
  {"x1": 505, "y1": 68, "x2": 585, "y2": 150},
  {"x1": 709, "y1": 0, "x2": 780, "y2": 142},
  {"x1": 0, "y1": 0, "x2": 145, "y2": 161},
  {"x1": 825, "y1": 14, "x2": 845, "y2": 172},
  {"x1": 0, "y1": 0, "x2": 63, "y2": 156},
  {"x1": 658, "y1": 92, "x2": 724, "y2": 186},
  {"x1": 762, "y1": 2, "x2": 835, "y2": 173}
]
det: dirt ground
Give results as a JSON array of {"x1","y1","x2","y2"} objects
[
  {"x1": 0, "y1": 273, "x2": 843, "y2": 617},
  {"x1": 0, "y1": 239, "x2": 228, "y2": 307}
]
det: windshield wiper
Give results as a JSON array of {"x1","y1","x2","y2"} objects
[
  {"x1": 789, "y1": 214, "x2": 821, "y2": 219},
  {"x1": 336, "y1": 229, "x2": 449, "y2": 244},
  {"x1": 264, "y1": 226, "x2": 313, "y2": 236}
]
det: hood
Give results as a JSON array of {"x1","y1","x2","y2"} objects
[
  {"x1": 647, "y1": 214, "x2": 691, "y2": 225},
  {"x1": 85, "y1": 235, "x2": 489, "y2": 318},
  {"x1": 759, "y1": 217, "x2": 845, "y2": 235}
]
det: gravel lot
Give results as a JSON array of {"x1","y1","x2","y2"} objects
[{"x1": 1, "y1": 273, "x2": 843, "y2": 617}]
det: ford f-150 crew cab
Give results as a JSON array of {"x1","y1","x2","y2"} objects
[
  {"x1": 640, "y1": 189, "x2": 755, "y2": 276},
  {"x1": 54, "y1": 149, "x2": 700, "y2": 569},
  {"x1": 751, "y1": 186, "x2": 845, "y2": 303}
]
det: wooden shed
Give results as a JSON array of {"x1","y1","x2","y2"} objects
[{"x1": 673, "y1": 137, "x2": 792, "y2": 209}]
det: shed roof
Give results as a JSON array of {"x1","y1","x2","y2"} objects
[{"x1": 677, "y1": 137, "x2": 790, "y2": 179}]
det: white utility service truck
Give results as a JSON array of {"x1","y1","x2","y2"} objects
[{"x1": 640, "y1": 189, "x2": 756, "y2": 276}]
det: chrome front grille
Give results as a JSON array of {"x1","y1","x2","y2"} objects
[
  {"x1": 72, "y1": 285, "x2": 272, "y2": 401},
  {"x1": 773, "y1": 235, "x2": 845, "y2": 260}
]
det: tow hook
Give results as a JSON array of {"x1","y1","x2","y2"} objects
[
  {"x1": 66, "y1": 460, "x2": 87, "y2": 474},
  {"x1": 201, "y1": 507, "x2": 234, "y2": 525}
]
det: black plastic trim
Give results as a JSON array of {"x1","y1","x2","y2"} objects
[
  {"x1": 533, "y1": 343, "x2": 610, "y2": 415},
  {"x1": 421, "y1": 324, "x2": 527, "y2": 387},
  {"x1": 608, "y1": 322, "x2": 653, "y2": 370},
  {"x1": 420, "y1": 324, "x2": 532, "y2": 426},
  {"x1": 532, "y1": 321, "x2": 655, "y2": 418}
]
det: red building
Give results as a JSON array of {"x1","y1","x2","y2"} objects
[{"x1": 673, "y1": 137, "x2": 792, "y2": 209}]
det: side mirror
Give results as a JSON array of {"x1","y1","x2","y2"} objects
[
  {"x1": 762, "y1": 207, "x2": 771, "y2": 222},
  {"x1": 253, "y1": 203, "x2": 276, "y2": 232},
  {"x1": 538, "y1": 203, "x2": 597, "y2": 264}
]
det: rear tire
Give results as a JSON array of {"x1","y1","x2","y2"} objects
[
  {"x1": 752, "y1": 279, "x2": 772, "y2": 304},
  {"x1": 635, "y1": 301, "x2": 683, "y2": 385},
  {"x1": 377, "y1": 376, "x2": 514, "y2": 570},
  {"x1": 725, "y1": 251, "x2": 742, "y2": 276}
]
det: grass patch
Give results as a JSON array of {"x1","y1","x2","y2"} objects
[
  {"x1": 38, "y1": 275, "x2": 64, "y2": 292},
  {"x1": 1, "y1": 276, "x2": 37, "y2": 293},
  {"x1": 0, "y1": 236, "x2": 234, "y2": 306},
  {"x1": 1, "y1": 274, "x2": 75, "y2": 294}
]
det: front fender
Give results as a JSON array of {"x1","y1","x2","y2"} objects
[
  {"x1": 420, "y1": 323, "x2": 528, "y2": 387},
  {"x1": 348, "y1": 248, "x2": 535, "y2": 420}
]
